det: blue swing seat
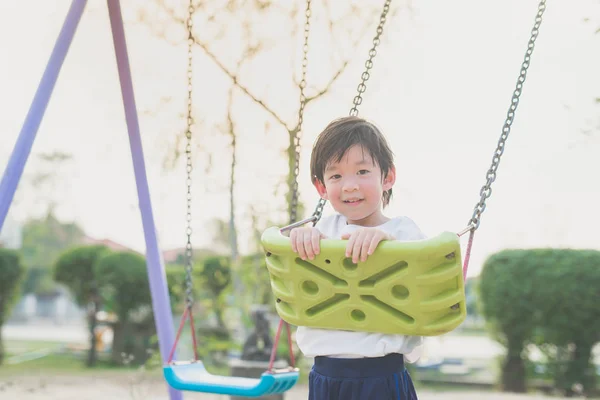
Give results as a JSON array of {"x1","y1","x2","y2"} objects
[{"x1": 164, "y1": 361, "x2": 299, "y2": 397}]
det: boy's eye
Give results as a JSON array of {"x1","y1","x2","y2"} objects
[
  {"x1": 329, "y1": 174, "x2": 341, "y2": 180},
  {"x1": 358, "y1": 169, "x2": 370, "y2": 175}
]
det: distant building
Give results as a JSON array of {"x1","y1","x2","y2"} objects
[{"x1": 82, "y1": 236, "x2": 139, "y2": 253}]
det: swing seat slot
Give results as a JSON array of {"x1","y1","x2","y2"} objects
[
  {"x1": 164, "y1": 361, "x2": 299, "y2": 397},
  {"x1": 261, "y1": 227, "x2": 466, "y2": 336}
]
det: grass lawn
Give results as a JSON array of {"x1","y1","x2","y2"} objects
[{"x1": 1, "y1": 339, "x2": 163, "y2": 380}]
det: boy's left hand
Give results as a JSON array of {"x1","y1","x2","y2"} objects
[{"x1": 341, "y1": 227, "x2": 394, "y2": 263}]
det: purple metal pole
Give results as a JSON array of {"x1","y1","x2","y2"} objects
[
  {"x1": 106, "y1": 2, "x2": 182, "y2": 400},
  {"x1": 0, "y1": 0, "x2": 87, "y2": 232}
]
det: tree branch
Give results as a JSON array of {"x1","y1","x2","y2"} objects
[
  {"x1": 296, "y1": 3, "x2": 384, "y2": 106},
  {"x1": 306, "y1": 59, "x2": 350, "y2": 104},
  {"x1": 160, "y1": 2, "x2": 291, "y2": 130},
  {"x1": 189, "y1": 35, "x2": 290, "y2": 130}
]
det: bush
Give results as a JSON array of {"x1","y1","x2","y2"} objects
[
  {"x1": 0, "y1": 249, "x2": 27, "y2": 364},
  {"x1": 480, "y1": 249, "x2": 600, "y2": 395},
  {"x1": 53, "y1": 244, "x2": 110, "y2": 366},
  {"x1": 95, "y1": 251, "x2": 152, "y2": 365}
]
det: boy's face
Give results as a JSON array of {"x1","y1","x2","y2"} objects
[{"x1": 314, "y1": 145, "x2": 395, "y2": 226}]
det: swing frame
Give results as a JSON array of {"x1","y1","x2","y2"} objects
[{"x1": 0, "y1": 0, "x2": 548, "y2": 399}]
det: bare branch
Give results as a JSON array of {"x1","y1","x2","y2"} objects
[
  {"x1": 306, "y1": 60, "x2": 350, "y2": 104},
  {"x1": 191, "y1": 37, "x2": 290, "y2": 130},
  {"x1": 160, "y1": 2, "x2": 290, "y2": 130},
  {"x1": 291, "y1": 2, "x2": 385, "y2": 108}
]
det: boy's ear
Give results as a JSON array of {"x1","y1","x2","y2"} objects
[
  {"x1": 383, "y1": 166, "x2": 396, "y2": 191},
  {"x1": 313, "y1": 179, "x2": 328, "y2": 200}
]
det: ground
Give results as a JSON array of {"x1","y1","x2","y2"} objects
[{"x1": 0, "y1": 375, "x2": 571, "y2": 400}]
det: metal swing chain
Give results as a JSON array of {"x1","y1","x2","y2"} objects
[
  {"x1": 267, "y1": 1, "x2": 313, "y2": 373},
  {"x1": 307, "y1": 0, "x2": 392, "y2": 227},
  {"x1": 289, "y1": 0, "x2": 312, "y2": 225},
  {"x1": 167, "y1": 0, "x2": 199, "y2": 364},
  {"x1": 465, "y1": 0, "x2": 547, "y2": 234},
  {"x1": 349, "y1": 0, "x2": 392, "y2": 117},
  {"x1": 184, "y1": 0, "x2": 195, "y2": 310}
]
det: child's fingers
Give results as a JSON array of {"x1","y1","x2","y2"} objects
[
  {"x1": 351, "y1": 232, "x2": 365, "y2": 263},
  {"x1": 303, "y1": 233, "x2": 316, "y2": 260},
  {"x1": 368, "y1": 234, "x2": 382, "y2": 256},
  {"x1": 311, "y1": 231, "x2": 321, "y2": 255},
  {"x1": 296, "y1": 232, "x2": 308, "y2": 260},
  {"x1": 345, "y1": 234, "x2": 355, "y2": 258},
  {"x1": 361, "y1": 234, "x2": 373, "y2": 262},
  {"x1": 290, "y1": 230, "x2": 298, "y2": 253}
]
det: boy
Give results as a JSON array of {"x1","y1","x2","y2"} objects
[{"x1": 289, "y1": 116, "x2": 424, "y2": 399}]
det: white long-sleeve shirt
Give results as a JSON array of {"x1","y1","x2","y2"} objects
[{"x1": 295, "y1": 214, "x2": 427, "y2": 362}]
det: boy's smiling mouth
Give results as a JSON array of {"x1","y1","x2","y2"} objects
[{"x1": 343, "y1": 198, "x2": 364, "y2": 204}]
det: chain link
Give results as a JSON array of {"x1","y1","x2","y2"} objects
[
  {"x1": 184, "y1": 0, "x2": 195, "y2": 309},
  {"x1": 349, "y1": 0, "x2": 392, "y2": 117},
  {"x1": 307, "y1": 0, "x2": 392, "y2": 226},
  {"x1": 468, "y1": 0, "x2": 546, "y2": 232},
  {"x1": 289, "y1": 0, "x2": 312, "y2": 225}
]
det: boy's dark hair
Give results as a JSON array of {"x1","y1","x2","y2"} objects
[{"x1": 310, "y1": 116, "x2": 395, "y2": 207}]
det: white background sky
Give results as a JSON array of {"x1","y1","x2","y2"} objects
[{"x1": 0, "y1": 0, "x2": 599, "y2": 277}]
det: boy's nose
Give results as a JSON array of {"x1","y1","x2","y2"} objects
[{"x1": 342, "y1": 179, "x2": 359, "y2": 192}]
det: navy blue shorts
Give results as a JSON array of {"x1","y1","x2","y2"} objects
[{"x1": 308, "y1": 353, "x2": 418, "y2": 400}]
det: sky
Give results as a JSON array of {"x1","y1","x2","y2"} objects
[{"x1": 0, "y1": 0, "x2": 599, "y2": 277}]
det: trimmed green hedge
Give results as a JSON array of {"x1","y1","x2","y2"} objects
[
  {"x1": 0, "y1": 249, "x2": 26, "y2": 364},
  {"x1": 480, "y1": 249, "x2": 600, "y2": 396}
]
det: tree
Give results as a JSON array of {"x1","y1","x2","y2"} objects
[
  {"x1": 198, "y1": 256, "x2": 232, "y2": 331},
  {"x1": 94, "y1": 251, "x2": 153, "y2": 365},
  {"x1": 21, "y1": 212, "x2": 86, "y2": 294},
  {"x1": 192, "y1": 255, "x2": 233, "y2": 365},
  {"x1": 480, "y1": 249, "x2": 600, "y2": 396},
  {"x1": 479, "y1": 250, "x2": 537, "y2": 392},
  {"x1": 526, "y1": 249, "x2": 600, "y2": 396},
  {"x1": 53, "y1": 245, "x2": 110, "y2": 367},
  {"x1": 0, "y1": 249, "x2": 26, "y2": 364}
]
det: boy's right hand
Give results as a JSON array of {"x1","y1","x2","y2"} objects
[{"x1": 289, "y1": 227, "x2": 325, "y2": 261}]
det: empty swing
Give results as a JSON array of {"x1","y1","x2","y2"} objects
[
  {"x1": 261, "y1": 0, "x2": 548, "y2": 337},
  {"x1": 162, "y1": 0, "x2": 301, "y2": 396}
]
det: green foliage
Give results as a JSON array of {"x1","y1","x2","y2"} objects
[
  {"x1": 94, "y1": 251, "x2": 151, "y2": 322},
  {"x1": 197, "y1": 256, "x2": 233, "y2": 333},
  {"x1": 53, "y1": 244, "x2": 110, "y2": 367},
  {"x1": 94, "y1": 251, "x2": 155, "y2": 366},
  {"x1": 0, "y1": 249, "x2": 27, "y2": 364},
  {"x1": 21, "y1": 212, "x2": 86, "y2": 269},
  {"x1": 480, "y1": 248, "x2": 600, "y2": 396},
  {"x1": 238, "y1": 253, "x2": 275, "y2": 308},
  {"x1": 20, "y1": 212, "x2": 86, "y2": 295},
  {"x1": 53, "y1": 245, "x2": 109, "y2": 306},
  {"x1": 165, "y1": 266, "x2": 186, "y2": 312},
  {"x1": 464, "y1": 277, "x2": 481, "y2": 319},
  {"x1": 199, "y1": 256, "x2": 232, "y2": 296},
  {"x1": 196, "y1": 325, "x2": 235, "y2": 367},
  {"x1": 0, "y1": 249, "x2": 27, "y2": 324}
]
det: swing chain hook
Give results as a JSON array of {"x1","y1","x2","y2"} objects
[
  {"x1": 467, "y1": 0, "x2": 546, "y2": 232},
  {"x1": 303, "y1": 0, "x2": 392, "y2": 229},
  {"x1": 290, "y1": 0, "x2": 312, "y2": 225},
  {"x1": 184, "y1": 0, "x2": 195, "y2": 309},
  {"x1": 349, "y1": 0, "x2": 392, "y2": 117}
]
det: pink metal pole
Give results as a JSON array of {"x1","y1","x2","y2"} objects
[{"x1": 106, "y1": 1, "x2": 182, "y2": 399}]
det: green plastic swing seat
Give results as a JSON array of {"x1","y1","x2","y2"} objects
[
  {"x1": 261, "y1": 227, "x2": 467, "y2": 336},
  {"x1": 164, "y1": 361, "x2": 299, "y2": 397}
]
